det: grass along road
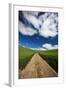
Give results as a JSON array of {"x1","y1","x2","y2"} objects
[{"x1": 19, "y1": 53, "x2": 57, "y2": 79}]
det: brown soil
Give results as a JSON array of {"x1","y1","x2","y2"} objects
[{"x1": 19, "y1": 53, "x2": 58, "y2": 79}]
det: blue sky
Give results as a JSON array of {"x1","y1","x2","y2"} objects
[{"x1": 18, "y1": 11, "x2": 58, "y2": 50}]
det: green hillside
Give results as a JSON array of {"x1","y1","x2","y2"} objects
[{"x1": 19, "y1": 45, "x2": 58, "y2": 72}]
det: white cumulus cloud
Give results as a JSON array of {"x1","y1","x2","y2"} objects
[
  {"x1": 23, "y1": 11, "x2": 41, "y2": 29},
  {"x1": 39, "y1": 13, "x2": 58, "y2": 38},
  {"x1": 42, "y1": 43, "x2": 58, "y2": 50},
  {"x1": 19, "y1": 11, "x2": 58, "y2": 38},
  {"x1": 19, "y1": 21, "x2": 37, "y2": 36}
]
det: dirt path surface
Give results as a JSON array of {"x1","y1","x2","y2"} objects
[{"x1": 19, "y1": 53, "x2": 58, "y2": 79}]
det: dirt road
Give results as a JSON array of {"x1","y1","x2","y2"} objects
[{"x1": 19, "y1": 53, "x2": 57, "y2": 79}]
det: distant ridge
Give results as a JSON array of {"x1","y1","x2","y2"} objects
[{"x1": 19, "y1": 45, "x2": 58, "y2": 51}]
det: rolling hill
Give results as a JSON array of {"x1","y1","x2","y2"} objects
[{"x1": 19, "y1": 45, "x2": 58, "y2": 74}]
